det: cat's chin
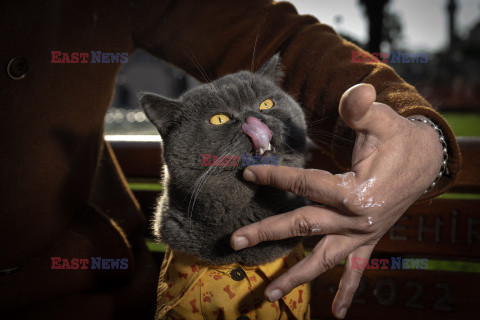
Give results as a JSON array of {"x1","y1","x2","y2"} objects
[
  {"x1": 207, "y1": 236, "x2": 303, "y2": 266},
  {"x1": 159, "y1": 209, "x2": 303, "y2": 266},
  {"x1": 170, "y1": 230, "x2": 302, "y2": 266}
]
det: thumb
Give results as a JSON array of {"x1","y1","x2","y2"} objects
[{"x1": 339, "y1": 83, "x2": 398, "y2": 137}]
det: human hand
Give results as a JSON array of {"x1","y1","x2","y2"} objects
[{"x1": 230, "y1": 83, "x2": 444, "y2": 319}]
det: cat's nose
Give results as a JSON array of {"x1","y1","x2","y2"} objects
[{"x1": 242, "y1": 116, "x2": 272, "y2": 154}]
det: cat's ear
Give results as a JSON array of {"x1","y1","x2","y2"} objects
[
  {"x1": 138, "y1": 92, "x2": 180, "y2": 137},
  {"x1": 256, "y1": 53, "x2": 283, "y2": 84}
]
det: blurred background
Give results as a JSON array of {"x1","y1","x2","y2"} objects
[{"x1": 104, "y1": 0, "x2": 480, "y2": 138}]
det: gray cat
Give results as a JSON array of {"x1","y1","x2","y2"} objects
[{"x1": 140, "y1": 54, "x2": 307, "y2": 266}]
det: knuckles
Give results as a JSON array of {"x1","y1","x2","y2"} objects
[
  {"x1": 355, "y1": 220, "x2": 372, "y2": 234},
  {"x1": 292, "y1": 212, "x2": 321, "y2": 236},
  {"x1": 287, "y1": 276, "x2": 304, "y2": 290},
  {"x1": 294, "y1": 215, "x2": 312, "y2": 236},
  {"x1": 255, "y1": 221, "x2": 273, "y2": 243},
  {"x1": 290, "y1": 171, "x2": 309, "y2": 197},
  {"x1": 318, "y1": 254, "x2": 337, "y2": 272}
]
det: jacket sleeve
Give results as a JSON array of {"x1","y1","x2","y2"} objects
[{"x1": 129, "y1": 0, "x2": 460, "y2": 199}]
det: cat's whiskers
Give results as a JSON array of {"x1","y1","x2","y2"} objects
[
  {"x1": 187, "y1": 144, "x2": 238, "y2": 223},
  {"x1": 300, "y1": 113, "x2": 356, "y2": 144},
  {"x1": 187, "y1": 143, "x2": 237, "y2": 219},
  {"x1": 187, "y1": 164, "x2": 217, "y2": 226},
  {"x1": 181, "y1": 37, "x2": 211, "y2": 83},
  {"x1": 280, "y1": 113, "x2": 354, "y2": 163},
  {"x1": 281, "y1": 139, "x2": 300, "y2": 154},
  {"x1": 307, "y1": 129, "x2": 355, "y2": 144},
  {"x1": 302, "y1": 127, "x2": 355, "y2": 163},
  {"x1": 186, "y1": 140, "x2": 243, "y2": 226},
  {"x1": 251, "y1": 31, "x2": 260, "y2": 72},
  {"x1": 250, "y1": 13, "x2": 268, "y2": 72}
]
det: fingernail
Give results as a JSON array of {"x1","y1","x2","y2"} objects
[
  {"x1": 337, "y1": 307, "x2": 347, "y2": 319},
  {"x1": 232, "y1": 236, "x2": 249, "y2": 250},
  {"x1": 266, "y1": 289, "x2": 283, "y2": 302},
  {"x1": 243, "y1": 169, "x2": 256, "y2": 182}
]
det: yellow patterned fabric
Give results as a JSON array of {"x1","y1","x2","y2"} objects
[{"x1": 156, "y1": 245, "x2": 310, "y2": 320}]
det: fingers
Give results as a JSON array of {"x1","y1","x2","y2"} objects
[
  {"x1": 339, "y1": 83, "x2": 400, "y2": 138},
  {"x1": 263, "y1": 234, "x2": 360, "y2": 303},
  {"x1": 332, "y1": 244, "x2": 375, "y2": 319},
  {"x1": 339, "y1": 84, "x2": 376, "y2": 127},
  {"x1": 243, "y1": 166, "x2": 347, "y2": 207},
  {"x1": 231, "y1": 205, "x2": 354, "y2": 250}
]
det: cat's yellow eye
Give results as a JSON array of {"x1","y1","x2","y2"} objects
[
  {"x1": 259, "y1": 99, "x2": 274, "y2": 110},
  {"x1": 210, "y1": 114, "x2": 230, "y2": 125}
]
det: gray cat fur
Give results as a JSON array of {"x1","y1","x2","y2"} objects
[{"x1": 139, "y1": 55, "x2": 308, "y2": 265}]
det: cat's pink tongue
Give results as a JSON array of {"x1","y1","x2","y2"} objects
[{"x1": 241, "y1": 116, "x2": 272, "y2": 153}]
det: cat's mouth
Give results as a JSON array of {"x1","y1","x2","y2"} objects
[
  {"x1": 255, "y1": 142, "x2": 274, "y2": 156},
  {"x1": 242, "y1": 116, "x2": 274, "y2": 156}
]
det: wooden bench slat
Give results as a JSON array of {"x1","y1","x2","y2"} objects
[
  {"x1": 110, "y1": 137, "x2": 480, "y2": 192},
  {"x1": 310, "y1": 266, "x2": 480, "y2": 319},
  {"x1": 374, "y1": 198, "x2": 480, "y2": 258},
  {"x1": 302, "y1": 198, "x2": 480, "y2": 258},
  {"x1": 110, "y1": 140, "x2": 162, "y2": 178},
  {"x1": 451, "y1": 137, "x2": 480, "y2": 193}
]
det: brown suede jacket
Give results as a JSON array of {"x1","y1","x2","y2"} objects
[{"x1": 0, "y1": 0, "x2": 460, "y2": 319}]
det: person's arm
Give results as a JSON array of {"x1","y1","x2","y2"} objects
[
  {"x1": 129, "y1": 0, "x2": 459, "y2": 195},
  {"x1": 130, "y1": 1, "x2": 460, "y2": 318}
]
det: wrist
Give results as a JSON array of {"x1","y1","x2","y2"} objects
[{"x1": 408, "y1": 115, "x2": 448, "y2": 194}]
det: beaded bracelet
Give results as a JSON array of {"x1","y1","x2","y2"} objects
[{"x1": 408, "y1": 116, "x2": 449, "y2": 194}]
